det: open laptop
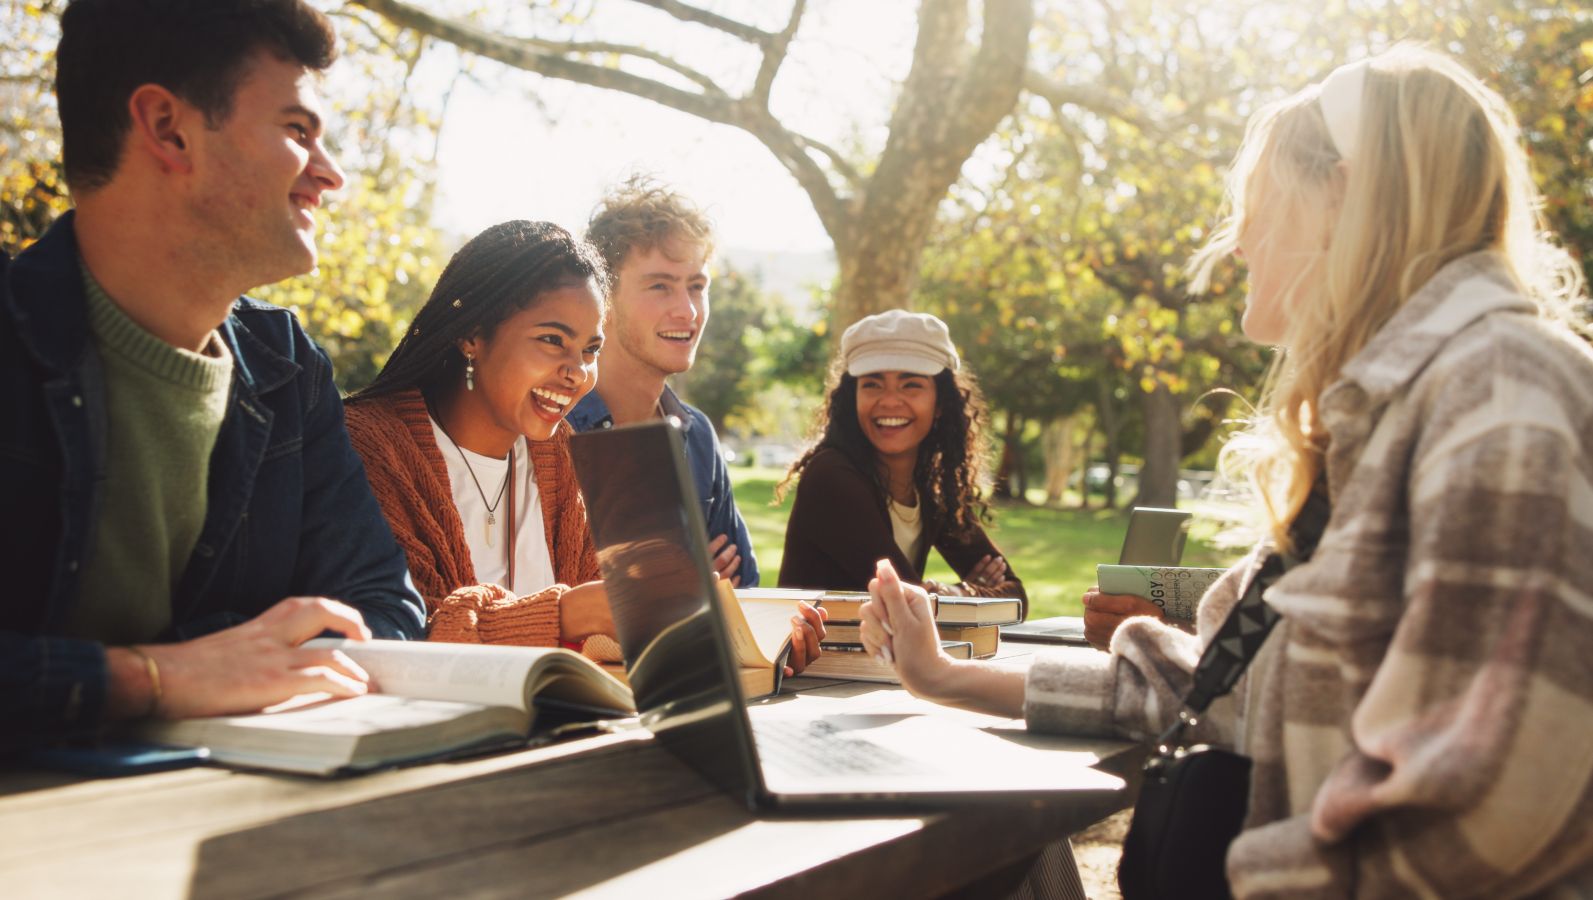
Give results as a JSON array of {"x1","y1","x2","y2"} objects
[{"x1": 570, "y1": 419, "x2": 1123, "y2": 810}]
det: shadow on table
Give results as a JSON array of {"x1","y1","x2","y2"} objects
[
  {"x1": 184, "y1": 730, "x2": 1138, "y2": 899},
  {"x1": 0, "y1": 767, "x2": 81, "y2": 798},
  {"x1": 186, "y1": 739, "x2": 732, "y2": 898}
]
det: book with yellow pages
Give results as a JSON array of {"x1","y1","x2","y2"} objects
[
  {"x1": 600, "y1": 585, "x2": 816, "y2": 699},
  {"x1": 742, "y1": 587, "x2": 1021, "y2": 628},
  {"x1": 136, "y1": 639, "x2": 635, "y2": 777},
  {"x1": 802, "y1": 639, "x2": 974, "y2": 683},
  {"x1": 821, "y1": 623, "x2": 999, "y2": 659},
  {"x1": 720, "y1": 582, "x2": 806, "y2": 698},
  {"x1": 936, "y1": 623, "x2": 1000, "y2": 658}
]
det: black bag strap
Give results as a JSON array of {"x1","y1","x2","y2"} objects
[{"x1": 1155, "y1": 485, "x2": 1331, "y2": 745}]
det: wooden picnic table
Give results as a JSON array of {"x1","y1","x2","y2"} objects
[{"x1": 0, "y1": 643, "x2": 1135, "y2": 899}]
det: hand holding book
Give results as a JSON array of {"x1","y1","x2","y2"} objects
[
  {"x1": 1084, "y1": 565, "x2": 1224, "y2": 650},
  {"x1": 1081, "y1": 589, "x2": 1166, "y2": 650},
  {"x1": 786, "y1": 601, "x2": 828, "y2": 676}
]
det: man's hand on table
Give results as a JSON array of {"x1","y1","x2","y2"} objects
[{"x1": 106, "y1": 596, "x2": 374, "y2": 720}]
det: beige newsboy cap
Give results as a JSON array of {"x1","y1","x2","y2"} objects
[{"x1": 840, "y1": 309, "x2": 959, "y2": 377}]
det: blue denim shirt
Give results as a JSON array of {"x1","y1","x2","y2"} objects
[
  {"x1": 567, "y1": 386, "x2": 759, "y2": 587},
  {"x1": 1, "y1": 214, "x2": 425, "y2": 750}
]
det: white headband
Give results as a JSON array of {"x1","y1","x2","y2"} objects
[{"x1": 1319, "y1": 60, "x2": 1370, "y2": 160}]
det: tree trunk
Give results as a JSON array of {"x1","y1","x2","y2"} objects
[
  {"x1": 1074, "y1": 415, "x2": 1093, "y2": 508},
  {"x1": 1041, "y1": 415, "x2": 1076, "y2": 505},
  {"x1": 1012, "y1": 414, "x2": 1029, "y2": 500},
  {"x1": 1135, "y1": 381, "x2": 1182, "y2": 509},
  {"x1": 827, "y1": 1, "x2": 1033, "y2": 324},
  {"x1": 1096, "y1": 380, "x2": 1123, "y2": 510},
  {"x1": 993, "y1": 411, "x2": 1021, "y2": 499}
]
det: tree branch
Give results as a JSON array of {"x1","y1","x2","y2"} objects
[
  {"x1": 624, "y1": 0, "x2": 775, "y2": 46},
  {"x1": 518, "y1": 36, "x2": 727, "y2": 95},
  {"x1": 1023, "y1": 70, "x2": 1161, "y2": 134},
  {"x1": 751, "y1": 0, "x2": 805, "y2": 108},
  {"x1": 355, "y1": 0, "x2": 726, "y2": 119},
  {"x1": 791, "y1": 132, "x2": 863, "y2": 192},
  {"x1": 353, "y1": 0, "x2": 848, "y2": 238},
  {"x1": 1024, "y1": 68, "x2": 1244, "y2": 138}
]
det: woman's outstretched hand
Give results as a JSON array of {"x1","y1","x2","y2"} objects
[{"x1": 861, "y1": 558, "x2": 954, "y2": 698}]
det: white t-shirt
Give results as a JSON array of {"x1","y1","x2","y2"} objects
[
  {"x1": 887, "y1": 496, "x2": 925, "y2": 564},
  {"x1": 430, "y1": 417, "x2": 556, "y2": 596}
]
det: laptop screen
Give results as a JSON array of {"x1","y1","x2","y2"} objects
[{"x1": 568, "y1": 420, "x2": 762, "y2": 807}]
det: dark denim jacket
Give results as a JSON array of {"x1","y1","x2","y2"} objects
[
  {"x1": 1, "y1": 214, "x2": 425, "y2": 749},
  {"x1": 567, "y1": 386, "x2": 759, "y2": 586}
]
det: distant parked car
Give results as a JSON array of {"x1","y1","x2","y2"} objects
[{"x1": 753, "y1": 443, "x2": 801, "y2": 469}]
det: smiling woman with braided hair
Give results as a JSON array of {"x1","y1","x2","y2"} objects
[{"x1": 344, "y1": 220, "x2": 621, "y2": 657}]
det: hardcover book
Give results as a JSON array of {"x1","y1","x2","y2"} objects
[
  {"x1": 137, "y1": 639, "x2": 635, "y2": 776},
  {"x1": 1095, "y1": 564, "x2": 1226, "y2": 622},
  {"x1": 804, "y1": 640, "x2": 974, "y2": 683}
]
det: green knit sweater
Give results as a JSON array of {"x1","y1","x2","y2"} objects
[{"x1": 68, "y1": 264, "x2": 233, "y2": 643}]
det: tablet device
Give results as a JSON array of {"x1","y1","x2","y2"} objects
[{"x1": 1118, "y1": 507, "x2": 1191, "y2": 566}]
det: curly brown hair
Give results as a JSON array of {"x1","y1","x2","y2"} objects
[
  {"x1": 584, "y1": 173, "x2": 715, "y2": 284},
  {"x1": 779, "y1": 360, "x2": 992, "y2": 540}
]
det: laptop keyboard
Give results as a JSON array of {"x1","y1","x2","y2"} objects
[{"x1": 753, "y1": 718, "x2": 934, "y2": 778}]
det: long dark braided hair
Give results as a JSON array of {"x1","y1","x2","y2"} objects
[
  {"x1": 353, "y1": 220, "x2": 608, "y2": 402},
  {"x1": 778, "y1": 361, "x2": 991, "y2": 540}
]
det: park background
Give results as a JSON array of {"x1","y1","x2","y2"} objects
[{"x1": 3, "y1": 0, "x2": 1590, "y2": 617}]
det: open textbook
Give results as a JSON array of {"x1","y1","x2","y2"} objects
[
  {"x1": 721, "y1": 582, "x2": 802, "y2": 697},
  {"x1": 137, "y1": 640, "x2": 635, "y2": 776},
  {"x1": 595, "y1": 585, "x2": 813, "y2": 699}
]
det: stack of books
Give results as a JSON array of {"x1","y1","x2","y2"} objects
[{"x1": 736, "y1": 588, "x2": 1023, "y2": 683}]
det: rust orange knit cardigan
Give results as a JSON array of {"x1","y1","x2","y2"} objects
[{"x1": 344, "y1": 389, "x2": 603, "y2": 648}]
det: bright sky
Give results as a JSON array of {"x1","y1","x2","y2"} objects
[{"x1": 425, "y1": 1, "x2": 917, "y2": 254}]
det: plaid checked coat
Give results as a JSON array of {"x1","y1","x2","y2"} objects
[{"x1": 1026, "y1": 253, "x2": 1593, "y2": 899}]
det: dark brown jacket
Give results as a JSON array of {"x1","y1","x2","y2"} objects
[{"x1": 777, "y1": 448, "x2": 1025, "y2": 616}]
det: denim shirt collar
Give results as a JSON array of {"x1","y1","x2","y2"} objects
[
  {"x1": 218, "y1": 305, "x2": 301, "y2": 396},
  {"x1": 6, "y1": 212, "x2": 91, "y2": 375},
  {"x1": 567, "y1": 383, "x2": 696, "y2": 433},
  {"x1": 7, "y1": 212, "x2": 299, "y2": 396}
]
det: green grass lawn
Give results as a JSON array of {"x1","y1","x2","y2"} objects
[{"x1": 732, "y1": 466, "x2": 1242, "y2": 618}]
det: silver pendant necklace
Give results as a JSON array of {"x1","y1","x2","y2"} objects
[{"x1": 439, "y1": 427, "x2": 512, "y2": 547}]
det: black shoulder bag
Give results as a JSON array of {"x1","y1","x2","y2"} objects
[{"x1": 1118, "y1": 489, "x2": 1329, "y2": 900}]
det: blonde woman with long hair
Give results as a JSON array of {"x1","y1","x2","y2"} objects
[{"x1": 859, "y1": 46, "x2": 1593, "y2": 898}]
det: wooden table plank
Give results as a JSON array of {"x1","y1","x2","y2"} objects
[
  {"x1": 3, "y1": 645, "x2": 1131, "y2": 899},
  {"x1": 3, "y1": 730, "x2": 656, "y2": 897},
  {"x1": 235, "y1": 782, "x2": 1126, "y2": 899}
]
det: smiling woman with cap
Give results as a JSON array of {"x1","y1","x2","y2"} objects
[{"x1": 776, "y1": 309, "x2": 1025, "y2": 612}]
